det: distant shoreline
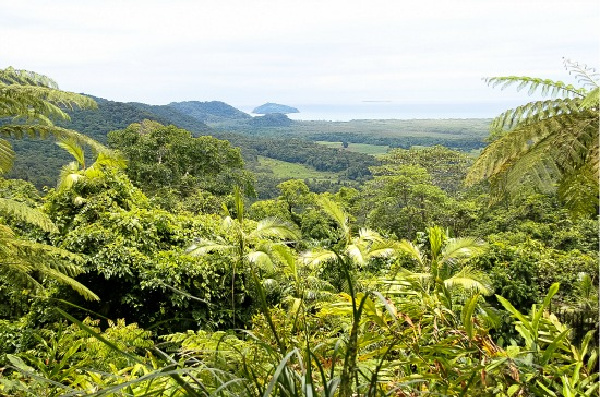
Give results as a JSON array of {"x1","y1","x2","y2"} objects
[{"x1": 239, "y1": 102, "x2": 511, "y2": 122}]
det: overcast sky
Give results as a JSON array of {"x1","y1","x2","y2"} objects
[{"x1": 1, "y1": 0, "x2": 598, "y2": 109}]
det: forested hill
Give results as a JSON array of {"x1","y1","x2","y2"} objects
[
  {"x1": 59, "y1": 96, "x2": 212, "y2": 142},
  {"x1": 5, "y1": 95, "x2": 213, "y2": 187},
  {"x1": 6, "y1": 94, "x2": 489, "y2": 193},
  {"x1": 5, "y1": 95, "x2": 379, "y2": 191},
  {"x1": 168, "y1": 100, "x2": 252, "y2": 122}
]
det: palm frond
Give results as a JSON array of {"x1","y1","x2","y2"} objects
[
  {"x1": 441, "y1": 237, "x2": 488, "y2": 264},
  {"x1": 357, "y1": 228, "x2": 384, "y2": 243},
  {"x1": 345, "y1": 244, "x2": 365, "y2": 265},
  {"x1": 301, "y1": 248, "x2": 337, "y2": 267},
  {"x1": 187, "y1": 238, "x2": 234, "y2": 257},
  {"x1": 399, "y1": 271, "x2": 432, "y2": 289},
  {"x1": 56, "y1": 137, "x2": 85, "y2": 168},
  {"x1": 366, "y1": 242, "x2": 398, "y2": 259},
  {"x1": 427, "y1": 225, "x2": 446, "y2": 261},
  {"x1": 395, "y1": 240, "x2": 425, "y2": 268},
  {"x1": 246, "y1": 250, "x2": 275, "y2": 272},
  {"x1": 317, "y1": 196, "x2": 350, "y2": 243},
  {"x1": 444, "y1": 266, "x2": 493, "y2": 296},
  {"x1": 248, "y1": 218, "x2": 300, "y2": 241},
  {"x1": 58, "y1": 162, "x2": 83, "y2": 191},
  {"x1": 91, "y1": 151, "x2": 128, "y2": 170}
]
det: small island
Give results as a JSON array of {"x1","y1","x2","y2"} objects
[{"x1": 252, "y1": 102, "x2": 299, "y2": 114}]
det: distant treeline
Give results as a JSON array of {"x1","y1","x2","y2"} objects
[{"x1": 308, "y1": 133, "x2": 487, "y2": 151}]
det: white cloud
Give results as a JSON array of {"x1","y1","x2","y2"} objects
[{"x1": 1, "y1": 0, "x2": 598, "y2": 109}]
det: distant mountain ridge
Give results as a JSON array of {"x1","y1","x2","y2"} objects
[
  {"x1": 168, "y1": 101, "x2": 252, "y2": 123},
  {"x1": 6, "y1": 96, "x2": 250, "y2": 188}
]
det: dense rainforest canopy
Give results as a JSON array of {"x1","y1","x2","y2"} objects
[{"x1": 0, "y1": 63, "x2": 598, "y2": 396}]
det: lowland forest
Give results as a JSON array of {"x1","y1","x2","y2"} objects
[{"x1": 0, "y1": 61, "x2": 598, "y2": 396}]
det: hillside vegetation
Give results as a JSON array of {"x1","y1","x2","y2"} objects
[{"x1": 1, "y1": 64, "x2": 598, "y2": 396}]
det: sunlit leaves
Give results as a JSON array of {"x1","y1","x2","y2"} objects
[{"x1": 468, "y1": 60, "x2": 599, "y2": 217}]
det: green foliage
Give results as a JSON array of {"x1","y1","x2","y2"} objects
[
  {"x1": 361, "y1": 164, "x2": 451, "y2": 239},
  {"x1": 0, "y1": 66, "x2": 115, "y2": 179},
  {"x1": 0, "y1": 179, "x2": 98, "y2": 303},
  {"x1": 467, "y1": 59, "x2": 599, "y2": 217},
  {"x1": 378, "y1": 145, "x2": 473, "y2": 194},
  {"x1": 1, "y1": 63, "x2": 598, "y2": 397},
  {"x1": 108, "y1": 120, "x2": 252, "y2": 202}
]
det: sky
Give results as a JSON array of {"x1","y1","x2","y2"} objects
[{"x1": 1, "y1": 0, "x2": 599, "y2": 112}]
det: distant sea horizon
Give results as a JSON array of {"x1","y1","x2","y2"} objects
[{"x1": 239, "y1": 102, "x2": 514, "y2": 121}]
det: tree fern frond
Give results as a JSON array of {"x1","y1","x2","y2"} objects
[
  {"x1": 485, "y1": 76, "x2": 587, "y2": 99},
  {"x1": 0, "y1": 125, "x2": 108, "y2": 156},
  {"x1": 490, "y1": 98, "x2": 583, "y2": 134},
  {"x1": 466, "y1": 112, "x2": 597, "y2": 186},
  {"x1": 473, "y1": 61, "x2": 599, "y2": 217},
  {"x1": 0, "y1": 138, "x2": 14, "y2": 174},
  {"x1": 557, "y1": 165, "x2": 600, "y2": 218},
  {"x1": 0, "y1": 198, "x2": 57, "y2": 233},
  {"x1": 581, "y1": 87, "x2": 599, "y2": 110},
  {"x1": 40, "y1": 268, "x2": 99, "y2": 301},
  {"x1": 11, "y1": 239, "x2": 82, "y2": 266},
  {"x1": 563, "y1": 58, "x2": 600, "y2": 89},
  {"x1": 0, "y1": 67, "x2": 60, "y2": 88}
]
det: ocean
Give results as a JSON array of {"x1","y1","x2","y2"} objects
[{"x1": 240, "y1": 102, "x2": 514, "y2": 121}]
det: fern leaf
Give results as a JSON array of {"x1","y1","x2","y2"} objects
[
  {"x1": 0, "y1": 138, "x2": 15, "y2": 174},
  {"x1": 41, "y1": 267, "x2": 99, "y2": 301},
  {"x1": 484, "y1": 76, "x2": 587, "y2": 99},
  {"x1": 0, "y1": 198, "x2": 57, "y2": 233}
]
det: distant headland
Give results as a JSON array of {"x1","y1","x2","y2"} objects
[{"x1": 252, "y1": 103, "x2": 300, "y2": 114}]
